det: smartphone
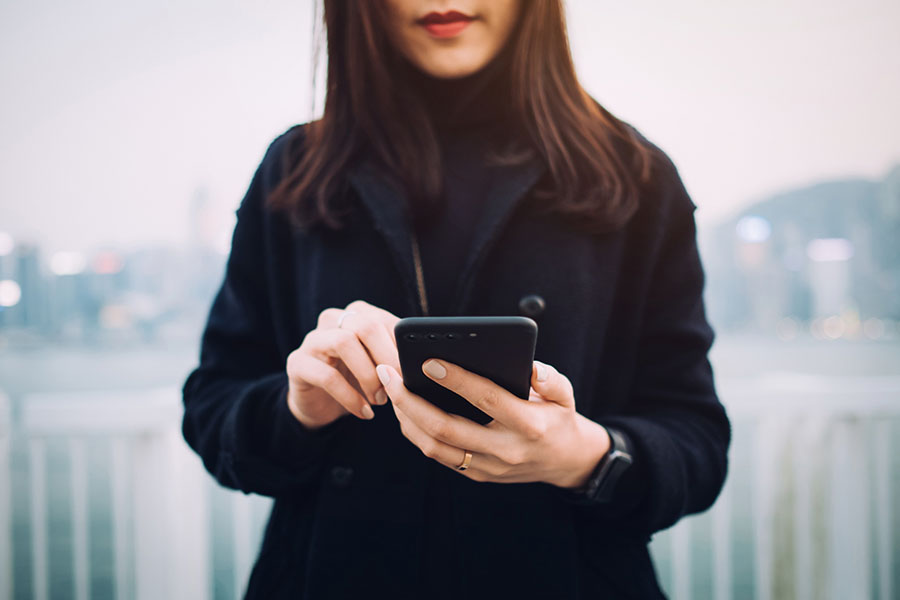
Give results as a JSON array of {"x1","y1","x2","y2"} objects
[{"x1": 394, "y1": 316, "x2": 538, "y2": 425}]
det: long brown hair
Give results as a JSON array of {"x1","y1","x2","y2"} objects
[{"x1": 268, "y1": 0, "x2": 655, "y2": 234}]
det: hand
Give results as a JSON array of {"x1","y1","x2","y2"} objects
[
  {"x1": 375, "y1": 358, "x2": 611, "y2": 489},
  {"x1": 285, "y1": 300, "x2": 402, "y2": 430}
]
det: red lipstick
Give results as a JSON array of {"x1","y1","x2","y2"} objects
[{"x1": 416, "y1": 10, "x2": 475, "y2": 38}]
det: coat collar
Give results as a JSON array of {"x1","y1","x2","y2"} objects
[{"x1": 347, "y1": 150, "x2": 546, "y2": 316}]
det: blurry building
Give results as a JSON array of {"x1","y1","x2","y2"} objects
[{"x1": 703, "y1": 164, "x2": 900, "y2": 338}]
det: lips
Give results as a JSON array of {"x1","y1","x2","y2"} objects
[
  {"x1": 416, "y1": 10, "x2": 475, "y2": 38},
  {"x1": 418, "y1": 10, "x2": 473, "y2": 25}
]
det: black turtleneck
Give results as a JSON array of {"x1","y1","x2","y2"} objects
[
  {"x1": 400, "y1": 38, "x2": 523, "y2": 318},
  {"x1": 399, "y1": 41, "x2": 524, "y2": 599}
]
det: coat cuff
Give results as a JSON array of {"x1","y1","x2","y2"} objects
[
  {"x1": 266, "y1": 372, "x2": 349, "y2": 462},
  {"x1": 225, "y1": 372, "x2": 349, "y2": 493}
]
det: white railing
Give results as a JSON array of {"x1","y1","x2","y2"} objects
[
  {"x1": 1, "y1": 392, "x2": 11, "y2": 600},
  {"x1": 649, "y1": 374, "x2": 898, "y2": 600},
  {"x1": 1, "y1": 375, "x2": 898, "y2": 600},
  {"x1": 14, "y1": 389, "x2": 221, "y2": 600},
  {"x1": 3, "y1": 387, "x2": 274, "y2": 600}
]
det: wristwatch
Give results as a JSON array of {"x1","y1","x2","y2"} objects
[{"x1": 574, "y1": 426, "x2": 634, "y2": 503}]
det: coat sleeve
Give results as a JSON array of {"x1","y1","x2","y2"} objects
[
  {"x1": 181, "y1": 132, "x2": 349, "y2": 498},
  {"x1": 561, "y1": 166, "x2": 732, "y2": 536}
]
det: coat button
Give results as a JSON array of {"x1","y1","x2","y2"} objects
[
  {"x1": 330, "y1": 465, "x2": 354, "y2": 487},
  {"x1": 518, "y1": 294, "x2": 546, "y2": 318}
]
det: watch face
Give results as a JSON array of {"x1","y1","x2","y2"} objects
[
  {"x1": 591, "y1": 450, "x2": 633, "y2": 502},
  {"x1": 579, "y1": 427, "x2": 634, "y2": 503}
]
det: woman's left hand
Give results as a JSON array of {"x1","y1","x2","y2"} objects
[{"x1": 374, "y1": 359, "x2": 611, "y2": 489}]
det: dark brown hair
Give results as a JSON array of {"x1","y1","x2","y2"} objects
[{"x1": 268, "y1": 0, "x2": 655, "y2": 234}]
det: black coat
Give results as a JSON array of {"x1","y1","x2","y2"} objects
[{"x1": 182, "y1": 122, "x2": 731, "y2": 599}]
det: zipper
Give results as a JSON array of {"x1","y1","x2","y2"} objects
[{"x1": 409, "y1": 231, "x2": 430, "y2": 316}]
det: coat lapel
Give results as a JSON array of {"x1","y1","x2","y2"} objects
[
  {"x1": 449, "y1": 153, "x2": 546, "y2": 315},
  {"x1": 346, "y1": 157, "x2": 422, "y2": 316},
  {"x1": 347, "y1": 151, "x2": 546, "y2": 316}
]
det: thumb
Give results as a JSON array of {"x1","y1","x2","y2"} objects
[{"x1": 531, "y1": 360, "x2": 575, "y2": 408}]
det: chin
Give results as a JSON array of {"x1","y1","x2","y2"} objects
[{"x1": 418, "y1": 54, "x2": 491, "y2": 79}]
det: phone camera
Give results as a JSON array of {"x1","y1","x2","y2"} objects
[
  {"x1": 426, "y1": 333, "x2": 439, "y2": 340},
  {"x1": 404, "y1": 333, "x2": 420, "y2": 341},
  {"x1": 445, "y1": 332, "x2": 458, "y2": 340}
]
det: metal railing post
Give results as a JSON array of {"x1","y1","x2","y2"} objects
[{"x1": 0, "y1": 392, "x2": 11, "y2": 600}]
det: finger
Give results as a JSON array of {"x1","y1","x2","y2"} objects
[
  {"x1": 344, "y1": 299, "x2": 399, "y2": 323},
  {"x1": 530, "y1": 360, "x2": 575, "y2": 408},
  {"x1": 320, "y1": 305, "x2": 400, "y2": 369},
  {"x1": 290, "y1": 351, "x2": 374, "y2": 420},
  {"x1": 345, "y1": 300, "x2": 401, "y2": 348},
  {"x1": 377, "y1": 364, "x2": 507, "y2": 454},
  {"x1": 338, "y1": 311, "x2": 401, "y2": 372},
  {"x1": 420, "y1": 358, "x2": 535, "y2": 432},
  {"x1": 391, "y1": 401, "x2": 497, "y2": 481},
  {"x1": 306, "y1": 328, "x2": 386, "y2": 406}
]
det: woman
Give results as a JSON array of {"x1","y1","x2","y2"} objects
[{"x1": 182, "y1": 1, "x2": 731, "y2": 598}]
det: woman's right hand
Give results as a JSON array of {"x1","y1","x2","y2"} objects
[{"x1": 285, "y1": 300, "x2": 402, "y2": 430}]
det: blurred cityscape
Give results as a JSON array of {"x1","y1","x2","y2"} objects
[
  {"x1": 0, "y1": 187, "x2": 228, "y2": 349},
  {"x1": 701, "y1": 164, "x2": 900, "y2": 343},
  {"x1": 1, "y1": 166, "x2": 899, "y2": 349}
]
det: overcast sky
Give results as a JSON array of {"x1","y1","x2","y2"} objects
[{"x1": 2, "y1": 0, "x2": 899, "y2": 253}]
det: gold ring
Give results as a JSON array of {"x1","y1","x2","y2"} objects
[{"x1": 456, "y1": 450, "x2": 473, "y2": 471}]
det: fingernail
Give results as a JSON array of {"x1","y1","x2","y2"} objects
[
  {"x1": 375, "y1": 389, "x2": 387, "y2": 405},
  {"x1": 423, "y1": 359, "x2": 446, "y2": 379},
  {"x1": 376, "y1": 364, "x2": 391, "y2": 386},
  {"x1": 536, "y1": 362, "x2": 548, "y2": 382},
  {"x1": 362, "y1": 403, "x2": 375, "y2": 419}
]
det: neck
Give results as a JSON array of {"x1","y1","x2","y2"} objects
[{"x1": 400, "y1": 41, "x2": 517, "y2": 134}]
